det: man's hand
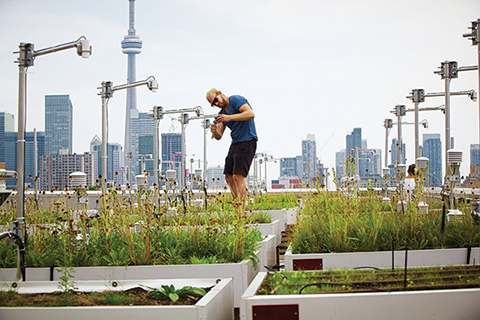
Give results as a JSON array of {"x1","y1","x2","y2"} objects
[
  {"x1": 210, "y1": 123, "x2": 217, "y2": 134},
  {"x1": 215, "y1": 114, "x2": 230, "y2": 123},
  {"x1": 215, "y1": 104, "x2": 254, "y2": 123}
]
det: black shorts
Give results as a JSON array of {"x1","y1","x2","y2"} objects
[{"x1": 224, "y1": 139, "x2": 257, "y2": 177}]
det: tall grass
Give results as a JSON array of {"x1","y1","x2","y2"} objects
[
  {"x1": 291, "y1": 191, "x2": 480, "y2": 254},
  {"x1": 0, "y1": 191, "x2": 265, "y2": 268}
]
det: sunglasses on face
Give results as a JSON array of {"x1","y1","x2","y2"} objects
[{"x1": 211, "y1": 94, "x2": 219, "y2": 106}]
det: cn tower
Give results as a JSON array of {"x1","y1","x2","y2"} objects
[{"x1": 121, "y1": 0, "x2": 142, "y2": 165}]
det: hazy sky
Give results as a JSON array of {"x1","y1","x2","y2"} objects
[{"x1": 1, "y1": 0, "x2": 479, "y2": 182}]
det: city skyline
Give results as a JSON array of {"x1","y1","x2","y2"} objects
[
  {"x1": 1, "y1": 1, "x2": 479, "y2": 183},
  {"x1": 0, "y1": 107, "x2": 452, "y2": 190}
]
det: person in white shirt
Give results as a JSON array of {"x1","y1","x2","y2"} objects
[{"x1": 404, "y1": 164, "x2": 416, "y2": 202}]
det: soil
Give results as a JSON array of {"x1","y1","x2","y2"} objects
[
  {"x1": 258, "y1": 265, "x2": 480, "y2": 295},
  {"x1": 0, "y1": 286, "x2": 211, "y2": 307}
]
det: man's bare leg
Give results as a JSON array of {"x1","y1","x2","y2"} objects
[{"x1": 225, "y1": 174, "x2": 248, "y2": 214}]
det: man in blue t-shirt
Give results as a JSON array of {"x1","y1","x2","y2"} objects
[{"x1": 206, "y1": 88, "x2": 258, "y2": 212}]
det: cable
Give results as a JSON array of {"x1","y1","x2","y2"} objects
[
  {"x1": 353, "y1": 266, "x2": 381, "y2": 270},
  {"x1": 299, "y1": 282, "x2": 389, "y2": 294}
]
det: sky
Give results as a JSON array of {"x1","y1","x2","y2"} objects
[{"x1": 0, "y1": 0, "x2": 479, "y2": 185}]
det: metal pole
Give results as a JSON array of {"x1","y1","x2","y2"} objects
[
  {"x1": 354, "y1": 147, "x2": 359, "y2": 177},
  {"x1": 101, "y1": 82, "x2": 108, "y2": 194},
  {"x1": 264, "y1": 156, "x2": 268, "y2": 191},
  {"x1": 397, "y1": 108, "x2": 403, "y2": 166},
  {"x1": 414, "y1": 101, "x2": 420, "y2": 159},
  {"x1": 128, "y1": 153, "x2": 132, "y2": 187},
  {"x1": 253, "y1": 156, "x2": 257, "y2": 193},
  {"x1": 16, "y1": 43, "x2": 27, "y2": 244},
  {"x1": 444, "y1": 63, "x2": 452, "y2": 180},
  {"x1": 203, "y1": 118, "x2": 209, "y2": 189},
  {"x1": 408, "y1": 89, "x2": 425, "y2": 160},
  {"x1": 34, "y1": 128, "x2": 37, "y2": 197},
  {"x1": 355, "y1": 147, "x2": 360, "y2": 193},
  {"x1": 190, "y1": 158, "x2": 194, "y2": 192},
  {"x1": 153, "y1": 108, "x2": 160, "y2": 186},
  {"x1": 14, "y1": 43, "x2": 31, "y2": 282},
  {"x1": 258, "y1": 159, "x2": 262, "y2": 190},
  {"x1": 478, "y1": 29, "x2": 480, "y2": 150},
  {"x1": 384, "y1": 123, "x2": 389, "y2": 168},
  {"x1": 180, "y1": 114, "x2": 187, "y2": 189}
]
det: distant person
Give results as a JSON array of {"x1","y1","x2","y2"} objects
[
  {"x1": 206, "y1": 88, "x2": 258, "y2": 212},
  {"x1": 404, "y1": 164, "x2": 416, "y2": 202}
]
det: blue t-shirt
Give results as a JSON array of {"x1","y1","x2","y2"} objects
[{"x1": 219, "y1": 95, "x2": 258, "y2": 144}]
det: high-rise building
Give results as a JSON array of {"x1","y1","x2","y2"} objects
[
  {"x1": 346, "y1": 128, "x2": 362, "y2": 155},
  {"x1": 302, "y1": 133, "x2": 317, "y2": 186},
  {"x1": 90, "y1": 136, "x2": 124, "y2": 186},
  {"x1": 45, "y1": 94, "x2": 73, "y2": 155},
  {"x1": 122, "y1": 0, "x2": 143, "y2": 165},
  {"x1": 358, "y1": 149, "x2": 382, "y2": 187},
  {"x1": 345, "y1": 128, "x2": 362, "y2": 177},
  {"x1": 463, "y1": 144, "x2": 480, "y2": 188},
  {"x1": 0, "y1": 112, "x2": 14, "y2": 136},
  {"x1": 25, "y1": 131, "x2": 45, "y2": 188},
  {"x1": 138, "y1": 134, "x2": 154, "y2": 185},
  {"x1": 161, "y1": 133, "x2": 182, "y2": 184},
  {"x1": 335, "y1": 149, "x2": 346, "y2": 179},
  {"x1": 89, "y1": 135, "x2": 101, "y2": 180},
  {"x1": 0, "y1": 112, "x2": 16, "y2": 189},
  {"x1": 1, "y1": 112, "x2": 46, "y2": 189},
  {"x1": 471, "y1": 144, "x2": 480, "y2": 166},
  {"x1": 295, "y1": 155, "x2": 303, "y2": 181},
  {"x1": 279, "y1": 157, "x2": 298, "y2": 177},
  {"x1": 388, "y1": 138, "x2": 406, "y2": 182},
  {"x1": 422, "y1": 133, "x2": 442, "y2": 187},
  {"x1": 278, "y1": 157, "x2": 303, "y2": 188},
  {"x1": 341, "y1": 128, "x2": 382, "y2": 187},
  {"x1": 0, "y1": 113, "x2": 15, "y2": 164},
  {"x1": 39, "y1": 153, "x2": 94, "y2": 191},
  {"x1": 130, "y1": 110, "x2": 154, "y2": 175},
  {"x1": 390, "y1": 138, "x2": 406, "y2": 165}
]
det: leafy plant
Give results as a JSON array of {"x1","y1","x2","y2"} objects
[
  {"x1": 56, "y1": 266, "x2": 78, "y2": 293},
  {"x1": 141, "y1": 284, "x2": 206, "y2": 302}
]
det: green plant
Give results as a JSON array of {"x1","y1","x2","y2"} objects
[
  {"x1": 104, "y1": 291, "x2": 134, "y2": 305},
  {"x1": 0, "y1": 282, "x2": 19, "y2": 302},
  {"x1": 189, "y1": 255, "x2": 219, "y2": 264},
  {"x1": 291, "y1": 191, "x2": 480, "y2": 254},
  {"x1": 141, "y1": 284, "x2": 206, "y2": 302},
  {"x1": 56, "y1": 266, "x2": 78, "y2": 293}
]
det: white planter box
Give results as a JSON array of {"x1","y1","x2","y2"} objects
[
  {"x1": 240, "y1": 272, "x2": 480, "y2": 320},
  {"x1": 285, "y1": 246, "x2": 480, "y2": 271},
  {"x1": 0, "y1": 258, "x2": 257, "y2": 308},
  {"x1": 251, "y1": 209, "x2": 287, "y2": 231},
  {"x1": 286, "y1": 207, "x2": 299, "y2": 225},
  {"x1": 251, "y1": 207, "x2": 300, "y2": 229},
  {"x1": 257, "y1": 235, "x2": 277, "y2": 272},
  {"x1": 249, "y1": 220, "x2": 282, "y2": 245},
  {"x1": 0, "y1": 278, "x2": 233, "y2": 320}
]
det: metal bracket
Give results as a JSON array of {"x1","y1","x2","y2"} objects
[{"x1": 9, "y1": 221, "x2": 18, "y2": 246}]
